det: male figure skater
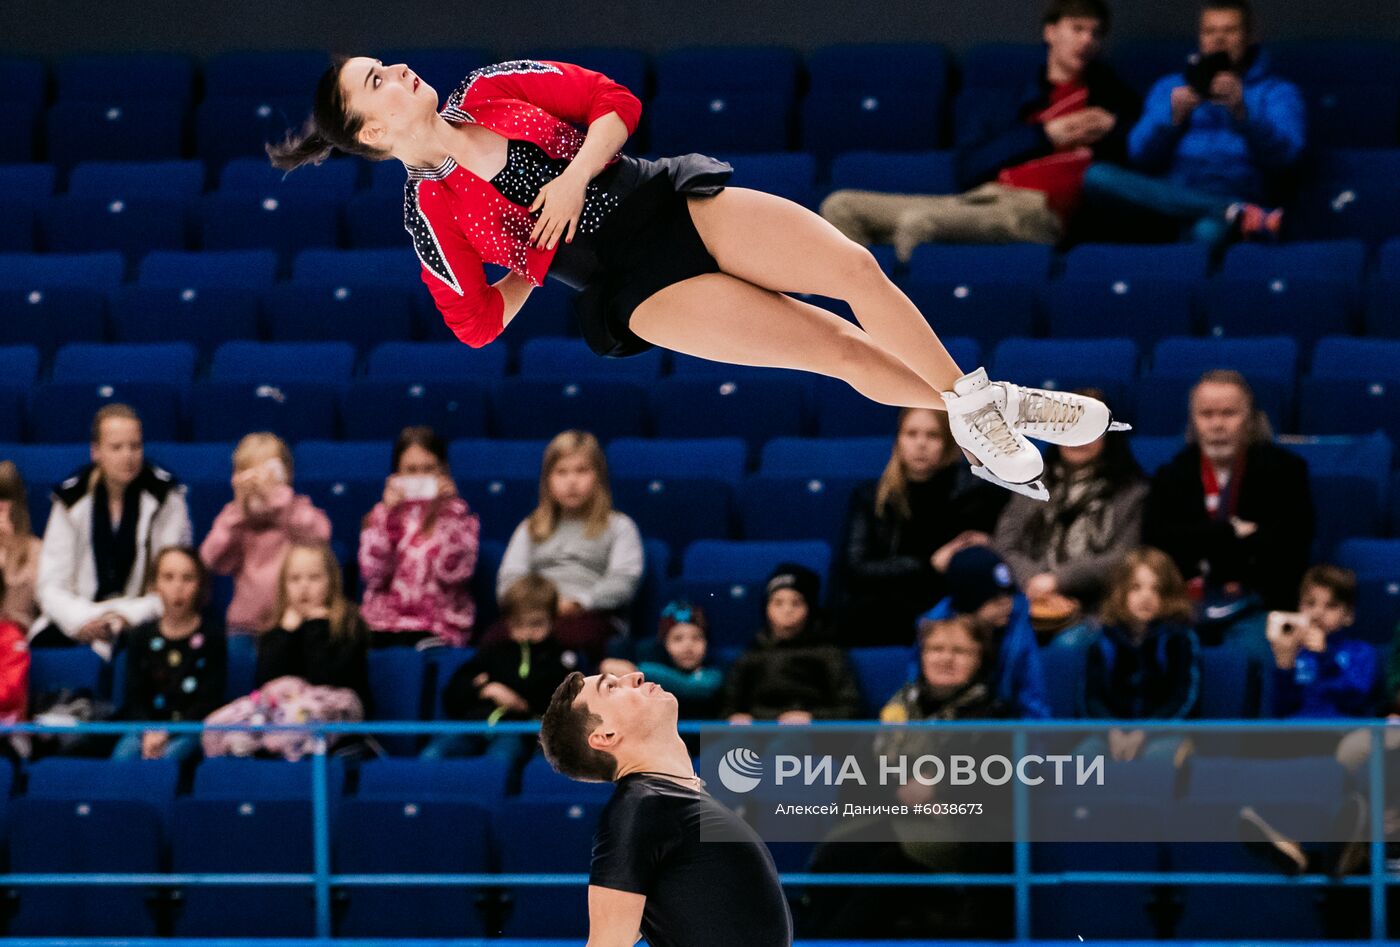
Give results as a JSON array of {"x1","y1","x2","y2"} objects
[{"x1": 540, "y1": 670, "x2": 793, "y2": 946}]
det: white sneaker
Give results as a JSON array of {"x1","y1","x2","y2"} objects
[
  {"x1": 942, "y1": 368, "x2": 1047, "y2": 501},
  {"x1": 1002, "y1": 383, "x2": 1132, "y2": 447}
]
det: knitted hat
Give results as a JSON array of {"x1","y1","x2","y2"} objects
[
  {"x1": 657, "y1": 599, "x2": 709, "y2": 640},
  {"x1": 946, "y1": 546, "x2": 1018, "y2": 614},
  {"x1": 765, "y1": 562, "x2": 822, "y2": 609}
]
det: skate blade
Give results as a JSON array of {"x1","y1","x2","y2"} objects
[
  {"x1": 1107, "y1": 420, "x2": 1133, "y2": 433},
  {"x1": 969, "y1": 464, "x2": 1049, "y2": 501}
]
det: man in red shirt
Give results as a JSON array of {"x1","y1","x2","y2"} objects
[{"x1": 822, "y1": 0, "x2": 1139, "y2": 259}]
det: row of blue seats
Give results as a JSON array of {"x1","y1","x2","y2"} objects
[{"x1": 6, "y1": 41, "x2": 1400, "y2": 167}]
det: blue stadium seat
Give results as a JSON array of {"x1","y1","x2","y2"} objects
[
  {"x1": 633, "y1": 538, "x2": 671, "y2": 630},
  {"x1": 760, "y1": 436, "x2": 891, "y2": 478},
  {"x1": 613, "y1": 477, "x2": 735, "y2": 551},
  {"x1": 1278, "y1": 63, "x2": 1400, "y2": 148},
  {"x1": 28, "y1": 382, "x2": 182, "y2": 443},
  {"x1": 0, "y1": 56, "x2": 47, "y2": 114},
  {"x1": 189, "y1": 381, "x2": 340, "y2": 441},
  {"x1": 358, "y1": 756, "x2": 508, "y2": 807},
  {"x1": 0, "y1": 203, "x2": 36, "y2": 251},
  {"x1": 961, "y1": 42, "x2": 1046, "y2": 88},
  {"x1": 52, "y1": 341, "x2": 196, "y2": 387},
  {"x1": 725, "y1": 152, "x2": 818, "y2": 207},
  {"x1": 138, "y1": 248, "x2": 278, "y2": 290},
  {"x1": 0, "y1": 163, "x2": 56, "y2": 205},
  {"x1": 2, "y1": 104, "x2": 38, "y2": 163},
  {"x1": 0, "y1": 251, "x2": 124, "y2": 291},
  {"x1": 650, "y1": 377, "x2": 807, "y2": 451},
  {"x1": 426, "y1": 646, "x2": 483, "y2": 721},
  {"x1": 802, "y1": 44, "x2": 949, "y2": 158},
  {"x1": 1291, "y1": 178, "x2": 1400, "y2": 244},
  {"x1": 517, "y1": 754, "x2": 614, "y2": 802},
  {"x1": 67, "y1": 160, "x2": 202, "y2": 201},
  {"x1": 649, "y1": 92, "x2": 792, "y2": 154},
  {"x1": 1336, "y1": 538, "x2": 1400, "y2": 580},
  {"x1": 1044, "y1": 279, "x2": 1196, "y2": 346},
  {"x1": 108, "y1": 285, "x2": 260, "y2": 359},
  {"x1": 367, "y1": 340, "x2": 507, "y2": 383},
  {"x1": 0, "y1": 444, "x2": 92, "y2": 530},
  {"x1": 1062, "y1": 242, "x2": 1212, "y2": 282},
  {"x1": 658, "y1": 577, "x2": 762, "y2": 649},
  {"x1": 0, "y1": 289, "x2": 106, "y2": 360},
  {"x1": 493, "y1": 378, "x2": 648, "y2": 441},
  {"x1": 1039, "y1": 642, "x2": 1087, "y2": 719},
  {"x1": 299, "y1": 476, "x2": 379, "y2": 549},
  {"x1": 1355, "y1": 578, "x2": 1400, "y2": 645},
  {"x1": 902, "y1": 280, "x2": 1039, "y2": 350},
  {"x1": 196, "y1": 95, "x2": 308, "y2": 165},
  {"x1": 828, "y1": 150, "x2": 956, "y2": 195},
  {"x1": 1221, "y1": 240, "x2": 1367, "y2": 284},
  {"x1": 990, "y1": 338, "x2": 1139, "y2": 416},
  {"x1": 494, "y1": 799, "x2": 605, "y2": 937},
  {"x1": 1291, "y1": 435, "x2": 1393, "y2": 557},
  {"x1": 194, "y1": 757, "x2": 346, "y2": 800},
  {"x1": 737, "y1": 475, "x2": 860, "y2": 549},
  {"x1": 520, "y1": 47, "x2": 648, "y2": 101},
  {"x1": 606, "y1": 437, "x2": 748, "y2": 485},
  {"x1": 1140, "y1": 337, "x2": 1298, "y2": 436},
  {"x1": 810, "y1": 374, "x2": 902, "y2": 437},
  {"x1": 456, "y1": 476, "x2": 537, "y2": 544},
  {"x1": 519, "y1": 337, "x2": 664, "y2": 381},
  {"x1": 54, "y1": 52, "x2": 195, "y2": 104},
  {"x1": 846, "y1": 645, "x2": 911, "y2": 716},
  {"x1": 197, "y1": 193, "x2": 340, "y2": 263},
  {"x1": 492, "y1": 278, "x2": 577, "y2": 345},
  {"x1": 263, "y1": 284, "x2": 415, "y2": 352},
  {"x1": 203, "y1": 50, "x2": 326, "y2": 99},
  {"x1": 345, "y1": 192, "x2": 405, "y2": 249},
  {"x1": 1284, "y1": 433, "x2": 1392, "y2": 508},
  {"x1": 367, "y1": 648, "x2": 430, "y2": 755},
  {"x1": 0, "y1": 345, "x2": 42, "y2": 391},
  {"x1": 292, "y1": 440, "x2": 388, "y2": 483},
  {"x1": 0, "y1": 388, "x2": 21, "y2": 440},
  {"x1": 223, "y1": 631, "x2": 258, "y2": 700},
  {"x1": 655, "y1": 46, "x2": 799, "y2": 99},
  {"x1": 1300, "y1": 338, "x2": 1400, "y2": 442},
  {"x1": 1201, "y1": 278, "x2": 1357, "y2": 344},
  {"x1": 1128, "y1": 435, "x2": 1183, "y2": 478},
  {"x1": 1195, "y1": 645, "x2": 1259, "y2": 719},
  {"x1": 904, "y1": 242, "x2": 1053, "y2": 284},
  {"x1": 40, "y1": 195, "x2": 190, "y2": 257},
  {"x1": 292, "y1": 248, "x2": 422, "y2": 289},
  {"x1": 27, "y1": 647, "x2": 107, "y2": 701},
  {"x1": 341, "y1": 380, "x2": 490, "y2": 440},
  {"x1": 447, "y1": 438, "x2": 549, "y2": 481},
  {"x1": 45, "y1": 100, "x2": 185, "y2": 167},
  {"x1": 682, "y1": 539, "x2": 831, "y2": 588},
  {"x1": 218, "y1": 155, "x2": 358, "y2": 200},
  {"x1": 210, "y1": 340, "x2": 355, "y2": 384}
]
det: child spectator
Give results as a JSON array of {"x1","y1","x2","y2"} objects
[
  {"x1": 33, "y1": 405, "x2": 191, "y2": 658},
  {"x1": 915, "y1": 546, "x2": 1049, "y2": 718},
  {"x1": 1268, "y1": 566, "x2": 1379, "y2": 720},
  {"x1": 834, "y1": 407, "x2": 1007, "y2": 646},
  {"x1": 0, "y1": 461, "x2": 43, "y2": 628},
  {"x1": 0, "y1": 571, "x2": 30, "y2": 736},
  {"x1": 496, "y1": 430, "x2": 643, "y2": 661},
  {"x1": 115, "y1": 547, "x2": 227, "y2": 761},
  {"x1": 722, "y1": 564, "x2": 861, "y2": 724},
  {"x1": 255, "y1": 541, "x2": 370, "y2": 711},
  {"x1": 1080, "y1": 547, "x2": 1201, "y2": 762},
  {"x1": 434, "y1": 574, "x2": 579, "y2": 760},
  {"x1": 201, "y1": 433, "x2": 331, "y2": 634},
  {"x1": 359, "y1": 426, "x2": 480, "y2": 648},
  {"x1": 601, "y1": 600, "x2": 725, "y2": 720}
]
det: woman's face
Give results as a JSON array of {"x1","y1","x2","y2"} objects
[
  {"x1": 896, "y1": 410, "x2": 947, "y2": 479},
  {"x1": 284, "y1": 548, "x2": 331, "y2": 613},
  {"x1": 766, "y1": 589, "x2": 809, "y2": 639},
  {"x1": 155, "y1": 552, "x2": 201, "y2": 619},
  {"x1": 549, "y1": 451, "x2": 599, "y2": 513},
  {"x1": 664, "y1": 622, "x2": 707, "y2": 671},
  {"x1": 396, "y1": 443, "x2": 443, "y2": 477},
  {"x1": 921, "y1": 623, "x2": 981, "y2": 692},
  {"x1": 1124, "y1": 564, "x2": 1164, "y2": 627},
  {"x1": 339, "y1": 57, "x2": 437, "y2": 151},
  {"x1": 92, "y1": 417, "x2": 144, "y2": 491}
]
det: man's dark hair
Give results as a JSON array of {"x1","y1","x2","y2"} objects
[
  {"x1": 1201, "y1": 0, "x2": 1253, "y2": 32},
  {"x1": 539, "y1": 672, "x2": 618, "y2": 783},
  {"x1": 1043, "y1": 0, "x2": 1111, "y2": 32}
]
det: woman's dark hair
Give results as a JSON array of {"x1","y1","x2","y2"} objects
[
  {"x1": 392, "y1": 425, "x2": 449, "y2": 471},
  {"x1": 266, "y1": 55, "x2": 391, "y2": 172},
  {"x1": 1041, "y1": 387, "x2": 1142, "y2": 490}
]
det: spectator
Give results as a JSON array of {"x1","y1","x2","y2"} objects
[
  {"x1": 0, "y1": 570, "x2": 30, "y2": 740},
  {"x1": 1079, "y1": 548, "x2": 1201, "y2": 762},
  {"x1": 601, "y1": 600, "x2": 725, "y2": 721},
  {"x1": 433, "y1": 574, "x2": 579, "y2": 761},
  {"x1": 201, "y1": 433, "x2": 331, "y2": 634},
  {"x1": 1267, "y1": 565, "x2": 1379, "y2": 720},
  {"x1": 255, "y1": 541, "x2": 370, "y2": 712},
  {"x1": 496, "y1": 430, "x2": 643, "y2": 661},
  {"x1": 1142, "y1": 370, "x2": 1313, "y2": 618},
  {"x1": 359, "y1": 426, "x2": 480, "y2": 648},
  {"x1": 821, "y1": 0, "x2": 1138, "y2": 257},
  {"x1": 993, "y1": 390, "x2": 1147, "y2": 619},
  {"x1": 1083, "y1": 0, "x2": 1304, "y2": 245},
  {"x1": 32, "y1": 405, "x2": 191, "y2": 658},
  {"x1": 834, "y1": 408, "x2": 1008, "y2": 647},
  {"x1": 915, "y1": 546, "x2": 1049, "y2": 718},
  {"x1": 115, "y1": 547, "x2": 227, "y2": 761},
  {"x1": 0, "y1": 461, "x2": 43, "y2": 628},
  {"x1": 722, "y1": 564, "x2": 862, "y2": 724}
]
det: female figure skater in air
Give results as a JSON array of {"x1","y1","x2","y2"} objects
[{"x1": 270, "y1": 58, "x2": 1126, "y2": 499}]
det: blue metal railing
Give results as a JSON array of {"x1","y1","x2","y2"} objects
[{"x1": 1, "y1": 718, "x2": 1395, "y2": 943}]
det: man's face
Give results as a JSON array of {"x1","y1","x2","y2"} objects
[
  {"x1": 575, "y1": 671, "x2": 677, "y2": 752},
  {"x1": 1190, "y1": 381, "x2": 1251, "y2": 464},
  {"x1": 1043, "y1": 15, "x2": 1105, "y2": 78},
  {"x1": 1199, "y1": 8, "x2": 1249, "y2": 63}
]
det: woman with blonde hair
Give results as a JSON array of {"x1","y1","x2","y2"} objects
[
  {"x1": 0, "y1": 461, "x2": 43, "y2": 627},
  {"x1": 833, "y1": 408, "x2": 1007, "y2": 646},
  {"x1": 495, "y1": 430, "x2": 642, "y2": 659}
]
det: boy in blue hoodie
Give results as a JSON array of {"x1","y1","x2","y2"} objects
[
  {"x1": 1268, "y1": 565, "x2": 1379, "y2": 719},
  {"x1": 916, "y1": 546, "x2": 1049, "y2": 719},
  {"x1": 1082, "y1": 0, "x2": 1305, "y2": 245}
]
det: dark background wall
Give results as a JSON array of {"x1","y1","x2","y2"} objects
[{"x1": 5, "y1": 0, "x2": 1399, "y2": 58}]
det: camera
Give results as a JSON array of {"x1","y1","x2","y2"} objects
[
  {"x1": 1183, "y1": 45, "x2": 1258, "y2": 97},
  {"x1": 396, "y1": 474, "x2": 440, "y2": 501}
]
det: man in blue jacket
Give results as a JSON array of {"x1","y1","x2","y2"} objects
[
  {"x1": 914, "y1": 546, "x2": 1050, "y2": 719},
  {"x1": 1082, "y1": 0, "x2": 1305, "y2": 245}
]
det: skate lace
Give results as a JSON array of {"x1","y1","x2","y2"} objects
[
  {"x1": 967, "y1": 403, "x2": 1022, "y2": 455},
  {"x1": 1020, "y1": 390, "x2": 1083, "y2": 431}
]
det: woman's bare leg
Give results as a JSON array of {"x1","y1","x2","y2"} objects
[
  {"x1": 629, "y1": 272, "x2": 947, "y2": 410},
  {"x1": 687, "y1": 187, "x2": 965, "y2": 397}
]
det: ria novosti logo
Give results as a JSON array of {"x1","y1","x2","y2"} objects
[{"x1": 717, "y1": 747, "x2": 764, "y2": 793}]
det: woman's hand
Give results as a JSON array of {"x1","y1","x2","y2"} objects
[
  {"x1": 141, "y1": 730, "x2": 170, "y2": 760},
  {"x1": 281, "y1": 607, "x2": 303, "y2": 631},
  {"x1": 1024, "y1": 573, "x2": 1058, "y2": 601},
  {"x1": 529, "y1": 169, "x2": 588, "y2": 250},
  {"x1": 558, "y1": 598, "x2": 585, "y2": 617},
  {"x1": 480, "y1": 682, "x2": 528, "y2": 712},
  {"x1": 382, "y1": 476, "x2": 404, "y2": 509},
  {"x1": 435, "y1": 474, "x2": 458, "y2": 500}
]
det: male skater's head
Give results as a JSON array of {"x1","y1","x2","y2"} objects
[{"x1": 540, "y1": 671, "x2": 684, "y2": 782}]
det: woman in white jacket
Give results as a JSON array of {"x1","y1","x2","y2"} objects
[{"x1": 31, "y1": 405, "x2": 191, "y2": 659}]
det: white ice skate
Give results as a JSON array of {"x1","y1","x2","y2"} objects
[
  {"x1": 1001, "y1": 383, "x2": 1132, "y2": 447},
  {"x1": 942, "y1": 368, "x2": 1048, "y2": 501}
]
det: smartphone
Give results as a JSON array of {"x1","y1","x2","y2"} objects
[{"x1": 396, "y1": 474, "x2": 439, "y2": 501}]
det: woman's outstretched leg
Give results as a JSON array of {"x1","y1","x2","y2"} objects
[
  {"x1": 628, "y1": 272, "x2": 946, "y2": 410},
  {"x1": 687, "y1": 187, "x2": 964, "y2": 396}
]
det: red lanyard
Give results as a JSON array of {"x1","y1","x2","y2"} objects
[{"x1": 1200, "y1": 451, "x2": 1244, "y2": 521}]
